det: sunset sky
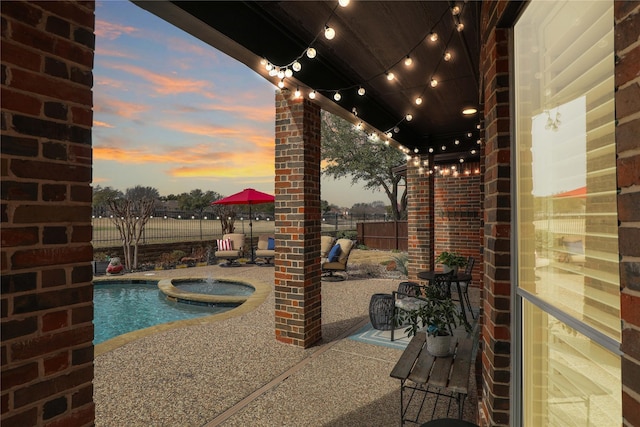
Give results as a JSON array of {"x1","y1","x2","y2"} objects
[{"x1": 92, "y1": 1, "x2": 384, "y2": 207}]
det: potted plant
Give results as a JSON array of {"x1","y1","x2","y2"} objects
[
  {"x1": 435, "y1": 251, "x2": 467, "y2": 275},
  {"x1": 397, "y1": 285, "x2": 470, "y2": 356},
  {"x1": 92, "y1": 252, "x2": 111, "y2": 276}
]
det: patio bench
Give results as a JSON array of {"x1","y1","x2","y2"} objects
[{"x1": 390, "y1": 325, "x2": 479, "y2": 425}]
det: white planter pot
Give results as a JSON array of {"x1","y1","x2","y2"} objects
[{"x1": 426, "y1": 334, "x2": 452, "y2": 357}]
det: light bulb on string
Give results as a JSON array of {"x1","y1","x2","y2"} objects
[
  {"x1": 294, "y1": 86, "x2": 301, "y2": 98},
  {"x1": 414, "y1": 148, "x2": 419, "y2": 153},
  {"x1": 306, "y1": 47, "x2": 317, "y2": 58},
  {"x1": 338, "y1": 0, "x2": 350, "y2": 7},
  {"x1": 415, "y1": 96, "x2": 423, "y2": 105},
  {"x1": 284, "y1": 68, "x2": 293, "y2": 78},
  {"x1": 386, "y1": 132, "x2": 392, "y2": 138},
  {"x1": 471, "y1": 149, "x2": 477, "y2": 155},
  {"x1": 430, "y1": 78, "x2": 438, "y2": 87},
  {"x1": 357, "y1": 87, "x2": 366, "y2": 96},
  {"x1": 429, "y1": 32, "x2": 438, "y2": 42},
  {"x1": 309, "y1": 90, "x2": 316, "y2": 99},
  {"x1": 324, "y1": 26, "x2": 335, "y2": 40},
  {"x1": 384, "y1": 140, "x2": 390, "y2": 145},
  {"x1": 429, "y1": 147, "x2": 434, "y2": 153},
  {"x1": 265, "y1": 62, "x2": 273, "y2": 71},
  {"x1": 333, "y1": 91, "x2": 341, "y2": 101},
  {"x1": 406, "y1": 114, "x2": 413, "y2": 122},
  {"x1": 441, "y1": 145, "x2": 446, "y2": 151},
  {"x1": 454, "y1": 139, "x2": 460, "y2": 145},
  {"x1": 393, "y1": 126, "x2": 400, "y2": 133},
  {"x1": 278, "y1": 79, "x2": 285, "y2": 88},
  {"x1": 292, "y1": 61, "x2": 301, "y2": 72},
  {"x1": 277, "y1": 68, "x2": 285, "y2": 79},
  {"x1": 459, "y1": 158, "x2": 464, "y2": 163},
  {"x1": 386, "y1": 72, "x2": 395, "y2": 81},
  {"x1": 268, "y1": 68, "x2": 278, "y2": 77},
  {"x1": 444, "y1": 51, "x2": 452, "y2": 61},
  {"x1": 456, "y1": 23, "x2": 464, "y2": 32},
  {"x1": 404, "y1": 56, "x2": 413, "y2": 66},
  {"x1": 452, "y1": 5, "x2": 461, "y2": 15}
]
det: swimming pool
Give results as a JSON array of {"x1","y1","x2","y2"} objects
[{"x1": 93, "y1": 279, "x2": 245, "y2": 344}]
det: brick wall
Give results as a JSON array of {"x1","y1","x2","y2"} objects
[
  {"x1": 273, "y1": 88, "x2": 322, "y2": 348},
  {"x1": 615, "y1": 2, "x2": 640, "y2": 425},
  {"x1": 479, "y1": 1, "x2": 512, "y2": 424},
  {"x1": 1, "y1": 1, "x2": 96, "y2": 426},
  {"x1": 434, "y1": 169, "x2": 482, "y2": 281}
]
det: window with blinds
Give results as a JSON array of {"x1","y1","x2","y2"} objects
[{"x1": 514, "y1": 0, "x2": 621, "y2": 425}]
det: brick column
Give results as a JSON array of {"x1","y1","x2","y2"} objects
[
  {"x1": 273, "y1": 88, "x2": 322, "y2": 348},
  {"x1": 615, "y1": 2, "x2": 640, "y2": 425},
  {"x1": 1, "y1": 1, "x2": 96, "y2": 426},
  {"x1": 407, "y1": 154, "x2": 434, "y2": 279},
  {"x1": 479, "y1": 16, "x2": 512, "y2": 427}
]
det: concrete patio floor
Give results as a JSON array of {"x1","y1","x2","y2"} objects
[{"x1": 93, "y1": 257, "x2": 480, "y2": 426}]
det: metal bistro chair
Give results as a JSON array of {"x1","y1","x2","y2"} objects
[
  {"x1": 391, "y1": 280, "x2": 453, "y2": 341},
  {"x1": 454, "y1": 257, "x2": 475, "y2": 319}
]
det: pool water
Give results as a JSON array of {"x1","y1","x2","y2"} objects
[
  {"x1": 93, "y1": 280, "x2": 237, "y2": 345},
  {"x1": 173, "y1": 279, "x2": 255, "y2": 296}
]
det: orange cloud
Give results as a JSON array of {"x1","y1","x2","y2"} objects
[
  {"x1": 94, "y1": 97, "x2": 149, "y2": 119},
  {"x1": 95, "y1": 46, "x2": 136, "y2": 59},
  {"x1": 206, "y1": 104, "x2": 274, "y2": 123},
  {"x1": 105, "y1": 63, "x2": 213, "y2": 97},
  {"x1": 95, "y1": 19, "x2": 138, "y2": 40},
  {"x1": 161, "y1": 122, "x2": 243, "y2": 140},
  {"x1": 93, "y1": 120, "x2": 114, "y2": 128}
]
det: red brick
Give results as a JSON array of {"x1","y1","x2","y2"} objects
[
  {"x1": 0, "y1": 87, "x2": 42, "y2": 116},
  {"x1": 616, "y1": 83, "x2": 640, "y2": 119},
  {"x1": 43, "y1": 351, "x2": 69, "y2": 375},
  {"x1": 618, "y1": 155, "x2": 640, "y2": 187},
  {"x1": 1, "y1": 362, "x2": 38, "y2": 389},
  {"x1": 11, "y1": 326, "x2": 92, "y2": 361},
  {"x1": 42, "y1": 310, "x2": 69, "y2": 332}
]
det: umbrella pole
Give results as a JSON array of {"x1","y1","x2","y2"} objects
[{"x1": 247, "y1": 204, "x2": 255, "y2": 264}]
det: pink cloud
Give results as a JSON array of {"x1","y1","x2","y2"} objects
[
  {"x1": 95, "y1": 19, "x2": 138, "y2": 40},
  {"x1": 105, "y1": 63, "x2": 214, "y2": 97},
  {"x1": 95, "y1": 46, "x2": 136, "y2": 59},
  {"x1": 94, "y1": 97, "x2": 149, "y2": 119}
]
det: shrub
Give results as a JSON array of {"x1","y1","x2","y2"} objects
[
  {"x1": 336, "y1": 230, "x2": 357, "y2": 241},
  {"x1": 393, "y1": 252, "x2": 409, "y2": 276}
]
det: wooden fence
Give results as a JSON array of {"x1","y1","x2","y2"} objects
[{"x1": 357, "y1": 221, "x2": 408, "y2": 251}]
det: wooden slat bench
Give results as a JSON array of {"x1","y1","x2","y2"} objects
[{"x1": 390, "y1": 329, "x2": 478, "y2": 425}]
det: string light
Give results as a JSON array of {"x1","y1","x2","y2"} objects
[
  {"x1": 258, "y1": 3, "x2": 476, "y2": 159},
  {"x1": 324, "y1": 25, "x2": 336, "y2": 40},
  {"x1": 294, "y1": 86, "x2": 301, "y2": 98}
]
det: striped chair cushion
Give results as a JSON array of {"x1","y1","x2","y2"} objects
[{"x1": 217, "y1": 238, "x2": 233, "y2": 251}]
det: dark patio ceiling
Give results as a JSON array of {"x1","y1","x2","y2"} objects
[{"x1": 134, "y1": 1, "x2": 482, "y2": 163}]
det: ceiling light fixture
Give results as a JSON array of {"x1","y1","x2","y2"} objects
[
  {"x1": 462, "y1": 107, "x2": 477, "y2": 115},
  {"x1": 338, "y1": 0, "x2": 350, "y2": 6}
]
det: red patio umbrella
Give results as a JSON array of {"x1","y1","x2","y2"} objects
[{"x1": 212, "y1": 188, "x2": 275, "y2": 263}]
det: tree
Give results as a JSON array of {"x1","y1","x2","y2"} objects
[
  {"x1": 92, "y1": 185, "x2": 123, "y2": 216},
  {"x1": 178, "y1": 189, "x2": 221, "y2": 218},
  {"x1": 106, "y1": 186, "x2": 158, "y2": 270},
  {"x1": 178, "y1": 189, "x2": 222, "y2": 239},
  {"x1": 321, "y1": 111, "x2": 408, "y2": 220}
]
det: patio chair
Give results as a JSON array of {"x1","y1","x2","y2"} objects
[
  {"x1": 321, "y1": 238, "x2": 354, "y2": 281},
  {"x1": 454, "y1": 257, "x2": 476, "y2": 319},
  {"x1": 255, "y1": 234, "x2": 275, "y2": 265},
  {"x1": 391, "y1": 275, "x2": 453, "y2": 341},
  {"x1": 214, "y1": 233, "x2": 245, "y2": 266},
  {"x1": 320, "y1": 235, "x2": 335, "y2": 261}
]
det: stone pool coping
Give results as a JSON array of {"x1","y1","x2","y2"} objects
[{"x1": 93, "y1": 275, "x2": 271, "y2": 357}]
